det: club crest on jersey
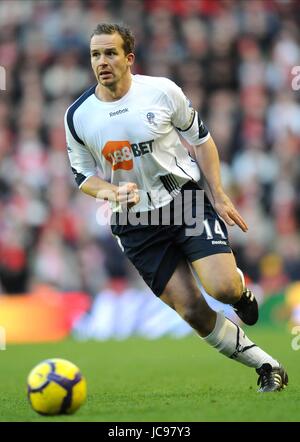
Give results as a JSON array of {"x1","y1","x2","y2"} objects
[{"x1": 146, "y1": 112, "x2": 156, "y2": 125}]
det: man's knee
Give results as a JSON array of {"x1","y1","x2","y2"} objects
[{"x1": 209, "y1": 279, "x2": 243, "y2": 305}]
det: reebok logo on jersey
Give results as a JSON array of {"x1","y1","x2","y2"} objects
[
  {"x1": 102, "y1": 139, "x2": 154, "y2": 171},
  {"x1": 109, "y1": 108, "x2": 129, "y2": 117}
]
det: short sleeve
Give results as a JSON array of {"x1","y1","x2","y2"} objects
[
  {"x1": 166, "y1": 79, "x2": 210, "y2": 146},
  {"x1": 64, "y1": 110, "x2": 97, "y2": 188}
]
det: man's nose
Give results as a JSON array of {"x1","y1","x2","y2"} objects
[{"x1": 98, "y1": 54, "x2": 108, "y2": 66}]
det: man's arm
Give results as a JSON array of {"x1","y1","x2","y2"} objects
[
  {"x1": 81, "y1": 176, "x2": 140, "y2": 208},
  {"x1": 193, "y1": 136, "x2": 248, "y2": 232},
  {"x1": 64, "y1": 110, "x2": 139, "y2": 208}
]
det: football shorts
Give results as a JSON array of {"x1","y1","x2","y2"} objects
[{"x1": 111, "y1": 181, "x2": 232, "y2": 296}]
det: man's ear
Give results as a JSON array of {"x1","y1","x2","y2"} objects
[{"x1": 127, "y1": 53, "x2": 135, "y2": 67}]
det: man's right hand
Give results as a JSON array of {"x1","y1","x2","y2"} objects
[{"x1": 116, "y1": 183, "x2": 140, "y2": 209}]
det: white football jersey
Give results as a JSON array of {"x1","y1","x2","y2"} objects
[{"x1": 65, "y1": 74, "x2": 210, "y2": 212}]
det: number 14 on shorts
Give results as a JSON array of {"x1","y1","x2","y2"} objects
[{"x1": 203, "y1": 219, "x2": 226, "y2": 240}]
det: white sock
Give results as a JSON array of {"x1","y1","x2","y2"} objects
[
  {"x1": 237, "y1": 267, "x2": 245, "y2": 290},
  {"x1": 203, "y1": 312, "x2": 279, "y2": 369}
]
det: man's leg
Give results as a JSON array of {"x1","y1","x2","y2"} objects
[
  {"x1": 192, "y1": 252, "x2": 258, "y2": 325},
  {"x1": 160, "y1": 258, "x2": 216, "y2": 338},
  {"x1": 160, "y1": 257, "x2": 288, "y2": 392}
]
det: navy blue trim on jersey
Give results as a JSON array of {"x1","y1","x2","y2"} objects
[
  {"x1": 188, "y1": 152, "x2": 196, "y2": 163},
  {"x1": 160, "y1": 174, "x2": 181, "y2": 197},
  {"x1": 71, "y1": 167, "x2": 88, "y2": 187},
  {"x1": 174, "y1": 157, "x2": 194, "y2": 180},
  {"x1": 147, "y1": 192, "x2": 155, "y2": 209},
  {"x1": 198, "y1": 113, "x2": 209, "y2": 139},
  {"x1": 66, "y1": 85, "x2": 97, "y2": 145},
  {"x1": 176, "y1": 109, "x2": 196, "y2": 132}
]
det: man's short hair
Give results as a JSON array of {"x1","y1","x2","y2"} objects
[{"x1": 91, "y1": 23, "x2": 135, "y2": 55}]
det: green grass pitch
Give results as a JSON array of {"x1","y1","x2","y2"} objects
[{"x1": 0, "y1": 327, "x2": 298, "y2": 422}]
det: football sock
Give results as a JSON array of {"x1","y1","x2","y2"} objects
[
  {"x1": 203, "y1": 312, "x2": 279, "y2": 369},
  {"x1": 236, "y1": 267, "x2": 245, "y2": 290}
]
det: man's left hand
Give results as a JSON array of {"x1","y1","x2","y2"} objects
[{"x1": 213, "y1": 192, "x2": 248, "y2": 232}]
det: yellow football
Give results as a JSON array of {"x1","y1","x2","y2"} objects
[{"x1": 27, "y1": 358, "x2": 87, "y2": 415}]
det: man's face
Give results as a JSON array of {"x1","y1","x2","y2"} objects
[{"x1": 90, "y1": 33, "x2": 134, "y2": 88}]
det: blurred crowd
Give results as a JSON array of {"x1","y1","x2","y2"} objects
[{"x1": 0, "y1": 0, "x2": 299, "y2": 298}]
